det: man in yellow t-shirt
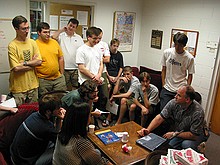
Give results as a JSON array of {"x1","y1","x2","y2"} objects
[
  {"x1": 36, "y1": 22, "x2": 66, "y2": 97},
  {"x1": 8, "y1": 15, "x2": 42, "y2": 106}
]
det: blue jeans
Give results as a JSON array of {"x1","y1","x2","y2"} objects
[
  {"x1": 35, "y1": 142, "x2": 54, "y2": 165},
  {"x1": 168, "y1": 134, "x2": 205, "y2": 152},
  {"x1": 160, "y1": 88, "x2": 176, "y2": 111}
]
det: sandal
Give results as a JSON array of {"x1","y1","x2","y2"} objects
[{"x1": 102, "y1": 120, "x2": 110, "y2": 127}]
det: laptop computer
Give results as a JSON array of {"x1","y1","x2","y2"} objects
[{"x1": 136, "y1": 133, "x2": 167, "y2": 151}]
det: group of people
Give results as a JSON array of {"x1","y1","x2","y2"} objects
[
  {"x1": 3, "y1": 14, "x2": 127, "y2": 165},
  {"x1": 138, "y1": 32, "x2": 208, "y2": 152},
  {"x1": 0, "y1": 13, "x2": 209, "y2": 164}
]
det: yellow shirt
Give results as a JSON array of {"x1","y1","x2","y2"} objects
[
  {"x1": 36, "y1": 38, "x2": 63, "y2": 80},
  {"x1": 8, "y1": 38, "x2": 41, "y2": 93}
]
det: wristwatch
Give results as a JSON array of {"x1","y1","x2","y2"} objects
[{"x1": 23, "y1": 61, "x2": 27, "y2": 66}]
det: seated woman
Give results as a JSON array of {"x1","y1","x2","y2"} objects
[{"x1": 53, "y1": 102, "x2": 112, "y2": 165}]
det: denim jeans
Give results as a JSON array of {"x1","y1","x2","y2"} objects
[{"x1": 168, "y1": 134, "x2": 205, "y2": 152}]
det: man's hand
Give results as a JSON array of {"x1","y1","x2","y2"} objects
[
  {"x1": 141, "y1": 106, "x2": 149, "y2": 115},
  {"x1": 142, "y1": 86, "x2": 147, "y2": 93},
  {"x1": 163, "y1": 132, "x2": 174, "y2": 139},
  {"x1": 56, "y1": 108, "x2": 66, "y2": 120},
  {"x1": 137, "y1": 128, "x2": 150, "y2": 137},
  {"x1": 91, "y1": 111, "x2": 101, "y2": 117},
  {"x1": 109, "y1": 96, "x2": 114, "y2": 104},
  {"x1": 113, "y1": 76, "x2": 119, "y2": 83},
  {"x1": 32, "y1": 54, "x2": 39, "y2": 60},
  {"x1": 92, "y1": 75, "x2": 102, "y2": 85},
  {"x1": 108, "y1": 76, "x2": 115, "y2": 83},
  {"x1": 121, "y1": 77, "x2": 129, "y2": 83}
]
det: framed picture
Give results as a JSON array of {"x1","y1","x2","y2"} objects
[
  {"x1": 151, "y1": 30, "x2": 163, "y2": 49},
  {"x1": 170, "y1": 29, "x2": 199, "y2": 56},
  {"x1": 113, "y1": 11, "x2": 136, "y2": 52}
]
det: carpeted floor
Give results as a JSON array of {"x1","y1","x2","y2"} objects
[{"x1": 205, "y1": 131, "x2": 220, "y2": 165}]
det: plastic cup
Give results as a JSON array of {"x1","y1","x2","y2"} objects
[{"x1": 89, "y1": 124, "x2": 95, "y2": 133}]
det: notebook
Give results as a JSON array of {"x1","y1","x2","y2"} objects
[
  {"x1": 136, "y1": 133, "x2": 167, "y2": 151},
  {"x1": 95, "y1": 129, "x2": 120, "y2": 145}
]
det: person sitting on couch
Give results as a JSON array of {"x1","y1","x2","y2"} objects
[
  {"x1": 110, "y1": 66, "x2": 140, "y2": 125},
  {"x1": 10, "y1": 93, "x2": 66, "y2": 165},
  {"x1": 133, "y1": 72, "x2": 160, "y2": 127}
]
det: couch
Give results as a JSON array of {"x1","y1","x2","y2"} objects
[{"x1": 131, "y1": 66, "x2": 162, "y2": 93}]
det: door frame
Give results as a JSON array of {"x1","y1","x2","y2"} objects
[{"x1": 205, "y1": 38, "x2": 220, "y2": 126}]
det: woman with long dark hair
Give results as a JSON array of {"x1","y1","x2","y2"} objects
[{"x1": 53, "y1": 102, "x2": 112, "y2": 165}]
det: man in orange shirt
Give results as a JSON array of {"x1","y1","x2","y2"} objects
[{"x1": 36, "y1": 22, "x2": 66, "y2": 97}]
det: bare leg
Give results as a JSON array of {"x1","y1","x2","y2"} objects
[
  {"x1": 141, "y1": 114, "x2": 148, "y2": 127},
  {"x1": 115, "y1": 98, "x2": 128, "y2": 125},
  {"x1": 129, "y1": 103, "x2": 136, "y2": 121}
]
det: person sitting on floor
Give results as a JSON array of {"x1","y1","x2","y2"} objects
[
  {"x1": 53, "y1": 102, "x2": 112, "y2": 165},
  {"x1": 138, "y1": 85, "x2": 206, "y2": 152},
  {"x1": 10, "y1": 93, "x2": 66, "y2": 165},
  {"x1": 133, "y1": 72, "x2": 160, "y2": 127}
]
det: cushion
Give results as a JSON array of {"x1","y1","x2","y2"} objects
[
  {"x1": 150, "y1": 73, "x2": 162, "y2": 93},
  {"x1": 131, "y1": 66, "x2": 139, "y2": 78},
  {"x1": 140, "y1": 66, "x2": 161, "y2": 75},
  {"x1": 0, "y1": 152, "x2": 7, "y2": 165},
  {"x1": 0, "y1": 103, "x2": 38, "y2": 160}
]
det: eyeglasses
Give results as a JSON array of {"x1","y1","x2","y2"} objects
[{"x1": 19, "y1": 27, "x2": 30, "y2": 31}]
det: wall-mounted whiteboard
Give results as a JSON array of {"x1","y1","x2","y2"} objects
[{"x1": 0, "y1": 19, "x2": 15, "y2": 73}]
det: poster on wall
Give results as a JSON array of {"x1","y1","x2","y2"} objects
[
  {"x1": 77, "y1": 11, "x2": 88, "y2": 25},
  {"x1": 113, "y1": 11, "x2": 136, "y2": 52},
  {"x1": 59, "y1": 16, "x2": 73, "y2": 29},
  {"x1": 151, "y1": 30, "x2": 163, "y2": 49},
  {"x1": 170, "y1": 29, "x2": 199, "y2": 56}
]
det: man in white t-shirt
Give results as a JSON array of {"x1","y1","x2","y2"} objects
[
  {"x1": 94, "y1": 28, "x2": 110, "y2": 111},
  {"x1": 52, "y1": 18, "x2": 84, "y2": 90},
  {"x1": 160, "y1": 32, "x2": 195, "y2": 110},
  {"x1": 76, "y1": 26, "x2": 103, "y2": 85}
]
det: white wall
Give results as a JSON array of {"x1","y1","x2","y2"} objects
[
  {"x1": 49, "y1": 0, "x2": 143, "y2": 66},
  {"x1": 138, "y1": 0, "x2": 220, "y2": 110},
  {"x1": 0, "y1": 0, "x2": 143, "y2": 95},
  {"x1": 0, "y1": 0, "x2": 28, "y2": 95},
  {"x1": 1, "y1": 0, "x2": 219, "y2": 114}
]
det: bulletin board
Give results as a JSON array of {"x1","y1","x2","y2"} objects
[
  {"x1": 0, "y1": 18, "x2": 15, "y2": 73},
  {"x1": 170, "y1": 29, "x2": 199, "y2": 56},
  {"x1": 113, "y1": 11, "x2": 136, "y2": 52},
  {"x1": 50, "y1": 3, "x2": 91, "y2": 39}
]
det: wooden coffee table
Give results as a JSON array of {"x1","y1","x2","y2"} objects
[{"x1": 88, "y1": 121, "x2": 150, "y2": 165}]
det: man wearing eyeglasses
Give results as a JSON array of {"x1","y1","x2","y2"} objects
[
  {"x1": 8, "y1": 15, "x2": 42, "y2": 106},
  {"x1": 61, "y1": 79, "x2": 101, "y2": 118}
]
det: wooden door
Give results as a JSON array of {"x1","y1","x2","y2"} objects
[{"x1": 210, "y1": 79, "x2": 220, "y2": 135}]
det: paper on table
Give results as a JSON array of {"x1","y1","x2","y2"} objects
[
  {"x1": 0, "y1": 98, "x2": 16, "y2": 107},
  {"x1": 106, "y1": 101, "x2": 118, "y2": 115},
  {"x1": 94, "y1": 108, "x2": 110, "y2": 114}
]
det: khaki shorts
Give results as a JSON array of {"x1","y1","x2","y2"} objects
[
  {"x1": 64, "y1": 69, "x2": 79, "y2": 90},
  {"x1": 12, "y1": 88, "x2": 38, "y2": 106},
  {"x1": 38, "y1": 74, "x2": 66, "y2": 97}
]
